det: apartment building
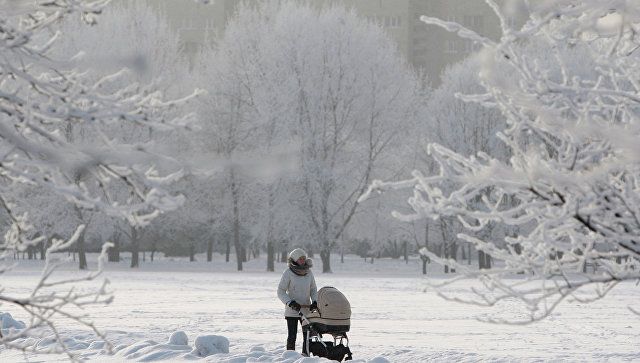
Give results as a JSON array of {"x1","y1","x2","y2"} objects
[
  {"x1": 339, "y1": 0, "x2": 524, "y2": 84},
  {"x1": 144, "y1": 0, "x2": 241, "y2": 54},
  {"x1": 145, "y1": 0, "x2": 524, "y2": 84}
]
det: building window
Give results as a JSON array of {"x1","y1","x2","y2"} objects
[
  {"x1": 206, "y1": 18, "x2": 216, "y2": 32},
  {"x1": 463, "y1": 15, "x2": 472, "y2": 28},
  {"x1": 444, "y1": 39, "x2": 458, "y2": 54},
  {"x1": 385, "y1": 16, "x2": 401, "y2": 28},
  {"x1": 463, "y1": 39, "x2": 471, "y2": 53},
  {"x1": 369, "y1": 15, "x2": 401, "y2": 28},
  {"x1": 180, "y1": 41, "x2": 200, "y2": 54},
  {"x1": 180, "y1": 17, "x2": 196, "y2": 31},
  {"x1": 462, "y1": 15, "x2": 484, "y2": 32},
  {"x1": 463, "y1": 39, "x2": 481, "y2": 53},
  {"x1": 473, "y1": 15, "x2": 484, "y2": 32}
]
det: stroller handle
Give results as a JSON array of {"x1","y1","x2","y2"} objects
[
  {"x1": 299, "y1": 304, "x2": 319, "y2": 312},
  {"x1": 298, "y1": 305, "x2": 319, "y2": 320}
]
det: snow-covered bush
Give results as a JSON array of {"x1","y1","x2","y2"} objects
[
  {"x1": 168, "y1": 331, "x2": 189, "y2": 346},
  {"x1": 192, "y1": 335, "x2": 230, "y2": 356},
  {"x1": 0, "y1": 312, "x2": 26, "y2": 333},
  {"x1": 365, "y1": 1, "x2": 640, "y2": 321}
]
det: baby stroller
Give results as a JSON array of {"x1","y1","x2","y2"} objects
[{"x1": 300, "y1": 286, "x2": 353, "y2": 361}]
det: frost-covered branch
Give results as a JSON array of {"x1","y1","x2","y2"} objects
[
  {"x1": 0, "y1": 228, "x2": 114, "y2": 361},
  {"x1": 0, "y1": 0, "x2": 196, "y2": 359},
  {"x1": 366, "y1": 1, "x2": 640, "y2": 322}
]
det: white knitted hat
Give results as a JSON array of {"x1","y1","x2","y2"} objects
[{"x1": 288, "y1": 248, "x2": 307, "y2": 261}]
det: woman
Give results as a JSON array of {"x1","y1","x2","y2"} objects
[{"x1": 277, "y1": 248, "x2": 318, "y2": 355}]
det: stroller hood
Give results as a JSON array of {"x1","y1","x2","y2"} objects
[{"x1": 303, "y1": 286, "x2": 351, "y2": 333}]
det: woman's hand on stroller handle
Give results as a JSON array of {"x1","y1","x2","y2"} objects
[
  {"x1": 288, "y1": 300, "x2": 301, "y2": 312},
  {"x1": 298, "y1": 303, "x2": 319, "y2": 313}
]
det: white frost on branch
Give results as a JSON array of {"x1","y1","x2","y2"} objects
[
  {"x1": 1, "y1": 0, "x2": 197, "y2": 359},
  {"x1": 366, "y1": 0, "x2": 640, "y2": 322}
]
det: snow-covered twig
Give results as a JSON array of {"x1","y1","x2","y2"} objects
[
  {"x1": 0, "y1": 0, "x2": 196, "y2": 359},
  {"x1": 370, "y1": 0, "x2": 640, "y2": 323}
]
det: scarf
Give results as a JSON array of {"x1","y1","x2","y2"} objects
[{"x1": 288, "y1": 259, "x2": 310, "y2": 276}]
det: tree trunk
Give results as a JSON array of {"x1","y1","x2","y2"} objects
[
  {"x1": 40, "y1": 241, "x2": 46, "y2": 260},
  {"x1": 78, "y1": 229, "x2": 88, "y2": 270},
  {"x1": 267, "y1": 241, "x2": 275, "y2": 272},
  {"x1": 231, "y1": 171, "x2": 243, "y2": 271},
  {"x1": 131, "y1": 227, "x2": 139, "y2": 268},
  {"x1": 266, "y1": 189, "x2": 275, "y2": 272},
  {"x1": 425, "y1": 222, "x2": 429, "y2": 252},
  {"x1": 478, "y1": 250, "x2": 487, "y2": 269},
  {"x1": 207, "y1": 235, "x2": 214, "y2": 262},
  {"x1": 390, "y1": 240, "x2": 400, "y2": 259},
  {"x1": 190, "y1": 243, "x2": 195, "y2": 262},
  {"x1": 281, "y1": 249, "x2": 287, "y2": 263},
  {"x1": 320, "y1": 248, "x2": 331, "y2": 273},
  {"x1": 450, "y1": 242, "x2": 457, "y2": 273},
  {"x1": 108, "y1": 236, "x2": 120, "y2": 262},
  {"x1": 484, "y1": 253, "x2": 492, "y2": 269},
  {"x1": 421, "y1": 223, "x2": 431, "y2": 275},
  {"x1": 440, "y1": 220, "x2": 449, "y2": 273},
  {"x1": 442, "y1": 240, "x2": 449, "y2": 273},
  {"x1": 241, "y1": 246, "x2": 247, "y2": 262},
  {"x1": 404, "y1": 241, "x2": 408, "y2": 264}
]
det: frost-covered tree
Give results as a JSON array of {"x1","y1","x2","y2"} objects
[
  {"x1": 0, "y1": 0, "x2": 196, "y2": 358},
  {"x1": 364, "y1": 1, "x2": 640, "y2": 322},
  {"x1": 38, "y1": 0, "x2": 190, "y2": 269},
  {"x1": 288, "y1": 4, "x2": 423, "y2": 272},
  {"x1": 422, "y1": 54, "x2": 510, "y2": 270},
  {"x1": 194, "y1": 36, "x2": 261, "y2": 270},
  {"x1": 205, "y1": 1, "x2": 423, "y2": 272}
]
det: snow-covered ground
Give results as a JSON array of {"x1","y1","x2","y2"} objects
[{"x1": 1, "y1": 253, "x2": 638, "y2": 362}]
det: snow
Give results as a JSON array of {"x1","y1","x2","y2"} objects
[
  {"x1": 1, "y1": 312, "x2": 26, "y2": 331},
  {"x1": 168, "y1": 331, "x2": 189, "y2": 346},
  {"x1": 1, "y1": 253, "x2": 639, "y2": 362},
  {"x1": 595, "y1": 12, "x2": 624, "y2": 36},
  {"x1": 193, "y1": 335, "x2": 230, "y2": 356}
]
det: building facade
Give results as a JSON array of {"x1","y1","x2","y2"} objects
[{"x1": 144, "y1": 0, "x2": 524, "y2": 84}]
